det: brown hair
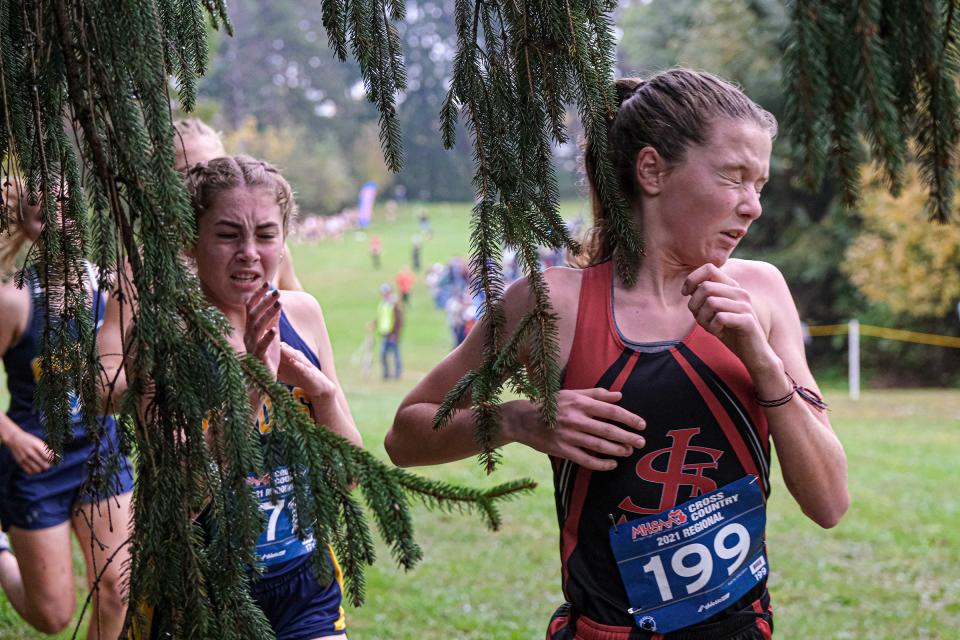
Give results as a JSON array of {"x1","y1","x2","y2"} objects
[
  {"x1": 578, "y1": 68, "x2": 777, "y2": 266},
  {"x1": 173, "y1": 118, "x2": 226, "y2": 173},
  {"x1": 183, "y1": 155, "x2": 297, "y2": 235}
]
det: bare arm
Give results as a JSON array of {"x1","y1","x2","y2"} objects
[
  {"x1": 95, "y1": 270, "x2": 135, "y2": 414},
  {"x1": 685, "y1": 261, "x2": 849, "y2": 528},
  {"x1": 0, "y1": 284, "x2": 54, "y2": 473},
  {"x1": 386, "y1": 270, "x2": 647, "y2": 471},
  {"x1": 279, "y1": 292, "x2": 361, "y2": 448}
]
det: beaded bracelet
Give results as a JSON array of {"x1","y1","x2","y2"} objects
[{"x1": 756, "y1": 374, "x2": 829, "y2": 411}]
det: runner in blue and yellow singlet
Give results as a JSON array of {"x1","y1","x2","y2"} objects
[
  {"x1": 386, "y1": 69, "x2": 849, "y2": 639},
  {"x1": 0, "y1": 177, "x2": 134, "y2": 639},
  {"x1": 131, "y1": 155, "x2": 361, "y2": 640}
]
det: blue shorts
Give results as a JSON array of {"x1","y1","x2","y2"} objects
[
  {"x1": 0, "y1": 417, "x2": 134, "y2": 531},
  {"x1": 252, "y1": 552, "x2": 347, "y2": 640}
]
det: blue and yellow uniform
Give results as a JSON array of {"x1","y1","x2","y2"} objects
[
  {"x1": 132, "y1": 310, "x2": 347, "y2": 640},
  {"x1": 247, "y1": 310, "x2": 346, "y2": 639},
  {"x1": 0, "y1": 263, "x2": 134, "y2": 531}
]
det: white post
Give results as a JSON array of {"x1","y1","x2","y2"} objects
[{"x1": 848, "y1": 319, "x2": 860, "y2": 400}]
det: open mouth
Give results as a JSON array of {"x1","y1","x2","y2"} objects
[
  {"x1": 721, "y1": 230, "x2": 745, "y2": 240},
  {"x1": 231, "y1": 273, "x2": 260, "y2": 282}
]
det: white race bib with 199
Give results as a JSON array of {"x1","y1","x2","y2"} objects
[{"x1": 608, "y1": 475, "x2": 767, "y2": 634}]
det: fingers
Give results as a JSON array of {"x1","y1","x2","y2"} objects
[
  {"x1": 280, "y1": 343, "x2": 310, "y2": 365},
  {"x1": 17, "y1": 439, "x2": 53, "y2": 474},
  {"x1": 545, "y1": 388, "x2": 648, "y2": 471},
  {"x1": 706, "y1": 311, "x2": 755, "y2": 336},
  {"x1": 576, "y1": 387, "x2": 623, "y2": 402},
  {"x1": 247, "y1": 290, "x2": 281, "y2": 335},
  {"x1": 564, "y1": 389, "x2": 646, "y2": 436},
  {"x1": 279, "y1": 344, "x2": 334, "y2": 396},
  {"x1": 690, "y1": 295, "x2": 752, "y2": 324},
  {"x1": 682, "y1": 263, "x2": 740, "y2": 296},
  {"x1": 252, "y1": 326, "x2": 277, "y2": 360},
  {"x1": 245, "y1": 284, "x2": 281, "y2": 358},
  {"x1": 552, "y1": 444, "x2": 619, "y2": 472},
  {"x1": 686, "y1": 280, "x2": 749, "y2": 314},
  {"x1": 566, "y1": 421, "x2": 645, "y2": 455}
]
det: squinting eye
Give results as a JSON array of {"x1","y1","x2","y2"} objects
[
  {"x1": 721, "y1": 173, "x2": 742, "y2": 185},
  {"x1": 216, "y1": 233, "x2": 238, "y2": 239}
]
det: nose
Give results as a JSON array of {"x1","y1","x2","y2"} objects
[
  {"x1": 236, "y1": 236, "x2": 259, "y2": 263},
  {"x1": 738, "y1": 186, "x2": 763, "y2": 221}
]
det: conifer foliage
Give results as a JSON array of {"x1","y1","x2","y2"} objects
[
  {"x1": 783, "y1": 0, "x2": 960, "y2": 222},
  {"x1": 432, "y1": 0, "x2": 639, "y2": 472},
  {"x1": 1, "y1": 2, "x2": 532, "y2": 638},
  {"x1": 323, "y1": 0, "x2": 638, "y2": 472}
]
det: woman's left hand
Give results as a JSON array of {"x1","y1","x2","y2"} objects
[
  {"x1": 683, "y1": 264, "x2": 777, "y2": 374},
  {"x1": 244, "y1": 284, "x2": 282, "y2": 378}
]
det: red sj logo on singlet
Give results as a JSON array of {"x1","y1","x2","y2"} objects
[{"x1": 618, "y1": 427, "x2": 724, "y2": 516}]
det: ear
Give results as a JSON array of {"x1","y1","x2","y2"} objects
[{"x1": 635, "y1": 146, "x2": 667, "y2": 196}]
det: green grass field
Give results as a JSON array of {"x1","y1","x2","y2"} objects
[{"x1": 1, "y1": 201, "x2": 958, "y2": 638}]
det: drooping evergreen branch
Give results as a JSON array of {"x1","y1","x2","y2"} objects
[
  {"x1": 784, "y1": 0, "x2": 960, "y2": 221},
  {"x1": 2, "y1": 2, "x2": 535, "y2": 638},
  {"x1": 430, "y1": 0, "x2": 629, "y2": 472},
  {"x1": 319, "y1": 0, "x2": 407, "y2": 171}
]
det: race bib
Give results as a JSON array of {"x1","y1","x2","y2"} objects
[
  {"x1": 609, "y1": 475, "x2": 767, "y2": 634},
  {"x1": 249, "y1": 466, "x2": 316, "y2": 567}
]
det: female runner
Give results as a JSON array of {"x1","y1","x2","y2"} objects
[
  {"x1": 385, "y1": 69, "x2": 849, "y2": 639},
  {"x1": 183, "y1": 155, "x2": 360, "y2": 639},
  {"x1": 0, "y1": 177, "x2": 134, "y2": 638}
]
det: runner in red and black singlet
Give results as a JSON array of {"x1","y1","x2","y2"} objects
[
  {"x1": 387, "y1": 69, "x2": 848, "y2": 639},
  {"x1": 549, "y1": 261, "x2": 772, "y2": 638}
]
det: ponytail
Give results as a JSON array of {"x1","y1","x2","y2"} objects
[{"x1": 574, "y1": 78, "x2": 646, "y2": 268}]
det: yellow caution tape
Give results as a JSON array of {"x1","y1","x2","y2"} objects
[{"x1": 807, "y1": 323, "x2": 960, "y2": 348}]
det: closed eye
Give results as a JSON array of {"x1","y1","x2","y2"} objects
[{"x1": 718, "y1": 171, "x2": 742, "y2": 185}]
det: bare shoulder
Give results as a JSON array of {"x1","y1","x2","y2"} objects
[
  {"x1": 0, "y1": 279, "x2": 29, "y2": 317},
  {"x1": 278, "y1": 289, "x2": 323, "y2": 315},
  {"x1": 277, "y1": 290, "x2": 327, "y2": 343},
  {"x1": 502, "y1": 266, "x2": 584, "y2": 366},
  {"x1": 723, "y1": 259, "x2": 794, "y2": 335},
  {"x1": 0, "y1": 279, "x2": 30, "y2": 353},
  {"x1": 723, "y1": 258, "x2": 789, "y2": 297},
  {"x1": 503, "y1": 266, "x2": 582, "y2": 321}
]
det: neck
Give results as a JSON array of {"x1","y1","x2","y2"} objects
[{"x1": 614, "y1": 244, "x2": 695, "y2": 310}]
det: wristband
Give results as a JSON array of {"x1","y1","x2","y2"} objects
[{"x1": 756, "y1": 373, "x2": 828, "y2": 411}]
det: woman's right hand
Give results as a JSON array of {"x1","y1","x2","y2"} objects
[
  {"x1": 6, "y1": 429, "x2": 54, "y2": 474},
  {"x1": 244, "y1": 284, "x2": 282, "y2": 379},
  {"x1": 503, "y1": 388, "x2": 646, "y2": 471}
]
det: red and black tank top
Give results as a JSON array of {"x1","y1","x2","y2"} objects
[{"x1": 554, "y1": 261, "x2": 772, "y2": 628}]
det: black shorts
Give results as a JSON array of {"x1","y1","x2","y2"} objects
[{"x1": 546, "y1": 591, "x2": 773, "y2": 640}]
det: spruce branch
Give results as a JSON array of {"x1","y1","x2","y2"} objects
[
  {"x1": 784, "y1": 0, "x2": 960, "y2": 218},
  {"x1": 4, "y1": 2, "x2": 545, "y2": 637}
]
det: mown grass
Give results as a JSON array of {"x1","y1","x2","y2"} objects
[{"x1": 1, "y1": 201, "x2": 957, "y2": 638}]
